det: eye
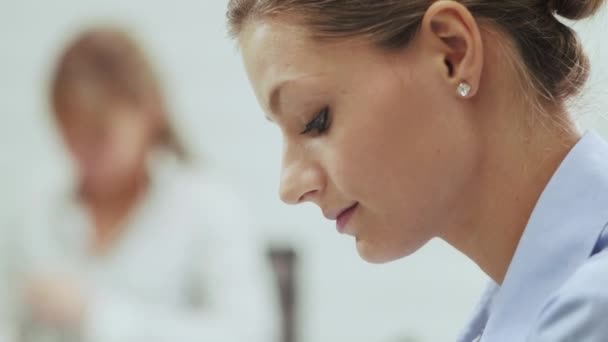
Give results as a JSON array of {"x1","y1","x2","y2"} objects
[{"x1": 300, "y1": 106, "x2": 331, "y2": 135}]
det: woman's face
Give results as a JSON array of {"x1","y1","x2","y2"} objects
[
  {"x1": 240, "y1": 19, "x2": 483, "y2": 263},
  {"x1": 56, "y1": 91, "x2": 158, "y2": 197}
]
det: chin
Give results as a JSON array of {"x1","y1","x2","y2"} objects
[{"x1": 355, "y1": 237, "x2": 423, "y2": 264}]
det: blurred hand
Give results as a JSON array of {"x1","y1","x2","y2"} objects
[{"x1": 25, "y1": 275, "x2": 88, "y2": 328}]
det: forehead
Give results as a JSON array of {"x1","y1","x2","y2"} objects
[
  {"x1": 238, "y1": 19, "x2": 382, "y2": 110},
  {"x1": 240, "y1": 21, "x2": 320, "y2": 97}
]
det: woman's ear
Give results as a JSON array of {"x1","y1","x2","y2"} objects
[{"x1": 418, "y1": 0, "x2": 484, "y2": 98}]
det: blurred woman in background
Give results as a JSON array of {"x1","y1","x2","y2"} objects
[{"x1": 0, "y1": 27, "x2": 278, "y2": 342}]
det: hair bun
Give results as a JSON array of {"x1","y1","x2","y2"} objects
[{"x1": 548, "y1": 0, "x2": 606, "y2": 20}]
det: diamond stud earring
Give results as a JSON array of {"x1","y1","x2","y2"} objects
[{"x1": 458, "y1": 82, "x2": 472, "y2": 97}]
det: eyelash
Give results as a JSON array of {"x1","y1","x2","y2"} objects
[{"x1": 301, "y1": 107, "x2": 331, "y2": 135}]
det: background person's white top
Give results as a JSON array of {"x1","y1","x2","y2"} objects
[{"x1": 0, "y1": 152, "x2": 279, "y2": 342}]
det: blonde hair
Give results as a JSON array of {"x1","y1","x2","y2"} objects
[
  {"x1": 51, "y1": 27, "x2": 189, "y2": 161},
  {"x1": 227, "y1": 0, "x2": 605, "y2": 104}
]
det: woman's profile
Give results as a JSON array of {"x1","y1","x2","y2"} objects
[{"x1": 226, "y1": 0, "x2": 607, "y2": 340}]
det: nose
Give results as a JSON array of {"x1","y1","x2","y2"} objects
[{"x1": 279, "y1": 145, "x2": 324, "y2": 205}]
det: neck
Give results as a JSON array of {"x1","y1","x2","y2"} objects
[
  {"x1": 80, "y1": 169, "x2": 149, "y2": 240},
  {"x1": 441, "y1": 96, "x2": 580, "y2": 284}
]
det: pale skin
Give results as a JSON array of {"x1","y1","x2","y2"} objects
[
  {"x1": 26, "y1": 92, "x2": 161, "y2": 327},
  {"x1": 239, "y1": 1, "x2": 580, "y2": 284}
]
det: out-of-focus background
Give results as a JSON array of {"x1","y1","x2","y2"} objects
[{"x1": 1, "y1": 2, "x2": 606, "y2": 341}]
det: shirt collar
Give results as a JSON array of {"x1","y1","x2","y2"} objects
[{"x1": 479, "y1": 131, "x2": 608, "y2": 340}]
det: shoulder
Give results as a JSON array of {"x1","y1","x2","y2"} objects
[
  {"x1": 164, "y1": 168, "x2": 265, "y2": 263},
  {"x1": 5, "y1": 170, "x2": 72, "y2": 234},
  {"x1": 154, "y1": 161, "x2": 254, "y2": 235},
  {"x1": 151, "y1": 153, "x2": 245, "y2": 206},
  {"x1": 529, "y1": 251, "x2": 608, "y2": 341},
  {"x1": 170, "y1": 168, "x2": 249, "y2": 218}
]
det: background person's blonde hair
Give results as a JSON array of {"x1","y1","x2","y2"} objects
[{"x1": 51, "y1": 27, "x2": 189, "y2": 161}]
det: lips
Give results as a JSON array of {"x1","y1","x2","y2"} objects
[{"x1": 336, "y1": 203, "x2": 358, "y2": 233}]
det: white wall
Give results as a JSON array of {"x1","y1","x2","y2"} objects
[{"x1": 1, "y1": 2, "x2": 607, "y2": 341}]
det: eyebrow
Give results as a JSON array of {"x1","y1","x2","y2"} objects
[
  {"x1": 265, "y1": 79, "x2": 289, "y2": 122},
  {"x1": 264, "y1": 74, "x2": 326, "y2": 122}
]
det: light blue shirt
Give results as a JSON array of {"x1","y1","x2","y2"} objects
[{"x1": 458, "y1": 131, "x2": 608, "y2": 342}]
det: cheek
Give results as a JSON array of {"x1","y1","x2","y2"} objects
[
  {"x1": 81, "y1": 118, "x2": 151, "y2": 184},
  {"x1": 60, "y1": 124, "x2": 89, "y2": 158},
  {"x1": 327, "y1": 82, "x2": 427, "y2": 201},
  {"x1": 329, "y1": 76, "x2": 478, "y2": 253},
  {"x1": 347, "y1": 71, "x2": 476, "y2": 203},
  {"x1": 105, "y1": 119, "x2": 150, "y2": 168}
]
